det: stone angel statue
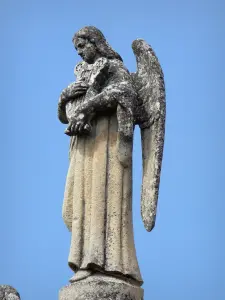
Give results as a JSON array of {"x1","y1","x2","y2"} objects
[{"x1": 58, "y1": 26, "x2": 165, "y2": 288}]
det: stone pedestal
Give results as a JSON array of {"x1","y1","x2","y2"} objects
[{"x1": 59, "y1": 274, "x2": 143, "y2": 300}]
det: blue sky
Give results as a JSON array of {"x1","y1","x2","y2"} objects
[{"x1": 1, "y1": 0, "x2": 225, "y2": 299}]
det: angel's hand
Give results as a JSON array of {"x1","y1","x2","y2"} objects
[
  {"x1": 72, "y1": 121, "x2": 91, "y2": 135},
  {"x1": 65, "y1": 114, "x2": 92, "y2": 136},
  {"x1": 65, "y1": 121, "x2": 92, "y2": 136},
  {"x1": 59, "y1": 82, "x2": 89, "y2": 105},
  {"x1": 69, "y1": 81, "x2": 89, "y2": 97},
  {"x1": 74, "y1": 81, "x2": 89, "y2": 90}
]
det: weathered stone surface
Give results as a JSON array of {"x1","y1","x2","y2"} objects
[
  {"x1": 59, "y1": 274, "x2": 143, "y2": 300},
  {"x1": 57, "y1": 25, "x2": 165, "y2": 298},
  {"x1": 0, "y1": 285, "x2": 20, "y2": 300},
  {"x1": 132, "y1": 39, "x2": 166, "y2": 232},
  {"x1": 58, "y1": 26, "x2": 143, "y2": 285}
]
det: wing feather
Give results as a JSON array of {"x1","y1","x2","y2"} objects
[{"x1": 132, "y1": 39, "x2": 166, "y2": 232}]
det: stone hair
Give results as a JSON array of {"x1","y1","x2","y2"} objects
[{"x1": 72, "y1": 26, "x2": 123, "y2": 62}]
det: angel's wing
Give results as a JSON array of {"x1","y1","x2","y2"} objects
[{"x1": 132, "y1": 39, "x2": 166, "y2": 232}]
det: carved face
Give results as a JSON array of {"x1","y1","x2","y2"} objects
[{"x1": 74, "y1": 38, "x2": 98, "y2": 64}]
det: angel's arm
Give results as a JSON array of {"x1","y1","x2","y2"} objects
[
  {"x1": 73, "y1": 62, "x2": 136, "y2": 117},
  {"x1": 75, "y1": 83, "x2": 134, "y2": 114},
  {"x1": 58, "y1": 81, "x2": 89, "y2": 124},
  {"x1": 58, "y1": 101, "x2": 68, "y2": 124}
]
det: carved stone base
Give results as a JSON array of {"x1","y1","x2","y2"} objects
[{"x1": 59, "y1": 274, "x2": 144, "y2": 300}]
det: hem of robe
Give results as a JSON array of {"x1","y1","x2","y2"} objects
[{"x1": 68, "y1": 261, "x2": 143, "y2": 286}]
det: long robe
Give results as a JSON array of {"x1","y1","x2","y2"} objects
[
  {"x1": 62, "y1": 110, "x2": 143, "y2": 285},
  {"x1": 60, "y1": 57, "x2": 143, "y2": 285}
]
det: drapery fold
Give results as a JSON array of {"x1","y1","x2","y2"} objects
[{"x1": 62, "y1": 113, "x2": 142, "y2": 285}]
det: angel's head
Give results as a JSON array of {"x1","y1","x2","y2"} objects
[{"x1": 72, "y1": 26, "x2": 122, "y2": 64}]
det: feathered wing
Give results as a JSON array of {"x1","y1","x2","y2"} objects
[{"x1": 132, "y1": 39, "x2": 166, "y2": 232}]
